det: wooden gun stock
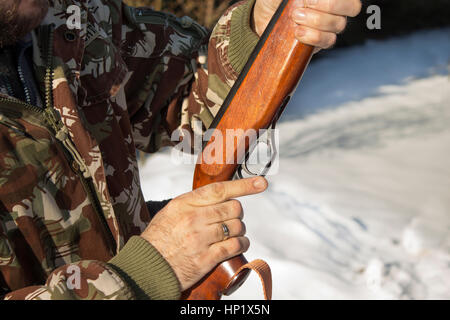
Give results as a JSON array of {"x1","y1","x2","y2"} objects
[{"x1": 185, "y1": 0, "x2": 314, "y2": 300}]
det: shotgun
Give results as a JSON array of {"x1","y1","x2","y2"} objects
[{"x1": 185, "y1": 0, "x2": 315, "y2": 300}]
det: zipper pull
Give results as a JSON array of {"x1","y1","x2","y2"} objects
[
  {"x1": 55, "y1": 125, "x2": 69, "y2": 141},
  {"x1": 54, "y1": 122, "x2": 91, "y2": 179},
  {"x1": 43, "y1": 106, "x2": 62, "y2": 133}
]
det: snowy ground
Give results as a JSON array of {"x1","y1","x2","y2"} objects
[{"x1": 139, "y1": 28, "x2": 450, "y2": 300}]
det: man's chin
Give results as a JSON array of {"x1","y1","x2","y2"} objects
[{"x1": 0, "y1": 0, "x2": 49, "y2": 47}]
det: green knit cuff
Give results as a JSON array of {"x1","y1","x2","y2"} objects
[
  {"x1": 107, "y1": 236, "x2": 181, "y2": 300},
  {"x1": 228, "y1": 0, "x2": 260, "y2": 74}
]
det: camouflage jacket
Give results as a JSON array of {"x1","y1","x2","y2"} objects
[{"x1": 0, "y1": 0, "x2": 259, "y2": 300}]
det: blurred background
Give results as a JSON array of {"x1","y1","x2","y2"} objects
[{"x1": 131, "y1": 1, "x2": 450, "y2": 299}]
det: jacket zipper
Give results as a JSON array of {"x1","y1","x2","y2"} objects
[
  {"x1": 17, "y1": 64, "x2": 32, "y2": 105},
  {"x1": 0, "y1": 26, "x2": 117, "y2": 254}
]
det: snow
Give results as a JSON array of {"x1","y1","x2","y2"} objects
[{"x1": 138, "y1": 28, "x2": 450, "y2": 300}]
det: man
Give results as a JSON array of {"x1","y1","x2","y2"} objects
[{"x1": 0, "y1": 0, "x2": 361, "y2": 299}]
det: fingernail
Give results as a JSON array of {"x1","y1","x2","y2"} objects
[
  {"x1": 253, "y1": 177, "x2": 266, "y2": 190},
  {"x1": 292, "y1": 9, "x2": 307, "y2": 22},
  {"x1": 307, "y1": 0, "x2": 318, "y2": 6}
]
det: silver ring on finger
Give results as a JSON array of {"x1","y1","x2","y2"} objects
[{"x1": 221, "y1": 223, "x2": 230, "y2": 241}]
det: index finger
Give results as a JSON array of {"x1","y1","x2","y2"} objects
[
  {"x1": 304, "y1": 0, "x2": 362, "y2": 18},
  {"x1": 185, "y1": 177, "x2": 268, "y2": 206}
]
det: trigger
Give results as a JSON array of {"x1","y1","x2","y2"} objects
[{"x1": 235, "y1": 122, "x2": 278, "y2": 179}]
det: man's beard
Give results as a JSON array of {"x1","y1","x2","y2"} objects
[{"x1": 0, "y1": 0, "x2": 50, "y2": 48}]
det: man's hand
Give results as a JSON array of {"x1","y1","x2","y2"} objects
[
  {"x1": 253, "y1": 0, "x2": 362, "y2": 51},
  {"x1": 140, "y1": 176, "x2": 268, "y2": 291}
]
